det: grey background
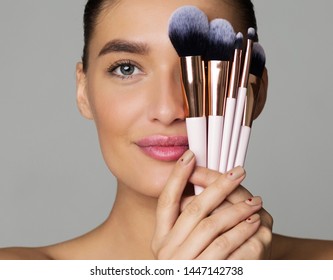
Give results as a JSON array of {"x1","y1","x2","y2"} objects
[{"x1": 0, "y1": 0, "x2": 332, "y2": 248}]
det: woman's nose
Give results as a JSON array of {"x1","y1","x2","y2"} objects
[{"x1": 147, "y1": 67, "x2": 186, "y2": 126}]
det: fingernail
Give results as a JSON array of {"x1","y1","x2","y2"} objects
[
  {"x1": 227, "y1": 166, "x2": 245, "y2": 181},
  {"x1": 245, "y1": 196, "x2": 262, "y2": 206},
  {"x1": 246, "y1": 213, "x2": 260, "y2": 224},
  {"x1": 179, "y1": 150, "x2": 194, "y2": 165}
]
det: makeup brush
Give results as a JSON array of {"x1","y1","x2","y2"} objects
[
  {"x1": 168, "y1": 6, "x2": 209, "y2": 194},
  {"x1": 219, "y1": 28, "x2": 255, "y2": 173},
  {"x1": 249, "y1": 42, "x2": 266, "y2": 79},
  {"x1": 235, "y1": 42, "x2": 266, "y2": 168},
  {"x1": 206, "y1": 19, "x2": 236, "y2": 171},
  {"x1": 227, "y1": 28, "x2": 256, "y2": 171}
]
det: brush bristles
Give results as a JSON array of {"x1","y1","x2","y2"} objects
[
  {"x1": 205, "y1": 19, "x2": 235, "y2": 61},
  {"x1": 247, "y1": 27, "x2": 257, "y2": 41},
  {"x1": 235, "y1": 32, "x2": 243, "y2": 50},
  {"x1": 168, "y1": 6, "x2": 209, "y2": 57},
  {"x1": 250, "y1": 42, "x2": 266, "y2": 77}
]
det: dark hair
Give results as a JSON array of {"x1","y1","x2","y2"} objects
[
  {"x1": 81, "y1": 0, "x2": 257, "y2": 72},
  {"x1": 222, "y1": 0, "x2": 258, "y2": 40},
  {"x1": 82, "y1": 0, "x2": 118, "y2": 72}
]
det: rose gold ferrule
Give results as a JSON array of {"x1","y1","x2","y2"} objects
[
  {"x1": 180, "y1": 56, "x2": 206, "y2": 118},
  {"x1": 240, "y1": 38, "x2": 254, "y2": 88},
  {"x1": 227, "y1": 48, "x2": 242, "y2": 99},
  {"x1": 203, "y1": 60, "x2": 208, "y2": 117},
  {"x1": 207, "y1": 60, "x2": 229, "y2": 116},
  {"x1": 242, "y1": 74, "x2": 261, "y2": 127}
]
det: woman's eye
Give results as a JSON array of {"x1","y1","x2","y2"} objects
[{"x1": 108, "y1": 61, "x2": 143, "y2": 79}]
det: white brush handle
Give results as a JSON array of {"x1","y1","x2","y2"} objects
[
  {"x1": 207, "y1": 115, "x2": 224, "y2": 171},
  {"x1": 186, "y1": 117, "x2": 207, "y2": 195},
  {"x1": 227, "y1": 87, "x2": 247, "y2": 171},
  {"x1": 219, "y1": 97, "x2": 236, "y2": 173},
  {"x1": 235, "y1": 125, "x2": 251, "y2": 167}
]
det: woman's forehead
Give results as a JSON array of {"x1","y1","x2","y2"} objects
[
  {"x1": 85, "y1": 0, "x2": 250, "y2": 66},
  {"x1": 97, "y1": 0, "x2": 237, "y2": 33},
  {"x1": 92, "y1": 0, "x2": 237, "y2": 46}
]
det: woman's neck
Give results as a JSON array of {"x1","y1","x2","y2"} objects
[{"x1": 102, "y1": 182, "x2": 158, "y2": 259}]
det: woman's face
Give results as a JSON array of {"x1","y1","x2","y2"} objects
[{"x1": 78, "y1": 0, "x2": 236, "y2": 197}]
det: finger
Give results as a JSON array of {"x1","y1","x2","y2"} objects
[
  {"x1": 197, "y1": 214, "x2": 261, "y2": 259},
  {"x1": 181, "y1": 198, "x2": 232, "y2": 214},
  {"x1": 189, "y1": 166, "x2": 254, "y2": 205},
  {"x1": 227, "y1": 184, "x2": 254, "y2": 204},
  {"x1": 189, "y1": 166, "x2": 223, "y2": 188},
  {"x1": 169, "y1": 167, "x2": 246, "y2": 248},
  {"x1": 182, "y1": 198, "x2": 241, "y2": 218},
  {"x1": 189, "y1": 166, "x2": 247, "y2": 193},
  {"x1": 189, "y1": 166, "x2": 250, "y2": 211},
  {"x1": 227, "y1": 209, "x2": 273, "y2": 260},
  {"x1": 257, "y1": 208, "x2": 273, "y2": 231},
  {"x1": 209, "y1": 200, "x2": 232, "y2": 215},
  {"x1": 227, "y1": 225, "x2": 272, "y2": 260},
  {"x1": 154, "y1": 150, "x2": 195, "y2": 241},
  {"x1": 176, "y1": 197, "x2": 262, "y2": 259},
  {"x1": 180, "y1": 195, "x2": 194, "y2": 212},
  {"x1": 189, "y1": 166, "x2": 246, "y2": 193}
]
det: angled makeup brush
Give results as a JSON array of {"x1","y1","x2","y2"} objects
[
  {"x1": 168, "y1": 6, "x2": 209, "y2": 194},
  {"x1": 227, "y1": 28, "x2": 256, "y2": 171},
  {"x1": 235, "y1": 42, "x2": 266, "y2": 168},
  {"x1": 206, "y1": 19, "x2": 236, "y2": 172}
]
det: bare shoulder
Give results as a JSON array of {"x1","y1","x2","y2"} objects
[
  {"x1": 0, "y1": 237, "x2": 92, "y2": 260},
  {"x1": 0, "y1": 223, "x2": 113, "y2": 260},
  {"x1": 0, "y1": 231, "x2": 93, "y2": 260},
  {"x1": 0, "y1": 247, "x2": 53, "y2": 260},
  {"x1": 271, "y1": 233, "x2": 333, "y2": 260}
]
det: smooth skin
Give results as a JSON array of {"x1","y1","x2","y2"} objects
[{"x1": 1, "y1": 0, "x2": 333, "y2": 259}]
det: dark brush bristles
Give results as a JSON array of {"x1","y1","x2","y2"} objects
[
  {"x1": 168, "y1": 6, "x2": 209, "y2": 57},
  {"x1": 234, "y1": 32, "x2": 243, "y2": 50},
  {"x1": 205, "y1": 19, "x2": 236, "y2": 61},
  {"x1": 250, "y1": 42, "x2": 266, "y2": 77},
  {"x1": 247, "y1": 27, "x2": 257, "y2": 41}
]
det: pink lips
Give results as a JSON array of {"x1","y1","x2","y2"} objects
[{"x1": 136, "y1": 135, "x2": 189, "y2": 161}]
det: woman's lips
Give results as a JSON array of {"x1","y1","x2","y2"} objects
[{"x1": 136, "y1": 135, "x2": 189, "y2": 161}]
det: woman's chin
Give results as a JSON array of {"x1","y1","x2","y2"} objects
[{"x1": 112, "y1": 159, "x2": 177, "y2": 198}]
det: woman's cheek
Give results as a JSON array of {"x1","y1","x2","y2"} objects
[
  {"x1": 90, "y1": 79, "x2": 144, "y2": 133},
  {"x1": 86, "y1": 77, "x2": 176, "y2": 196}
]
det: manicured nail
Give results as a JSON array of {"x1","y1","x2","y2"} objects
[
  {"x1": 246, "y1": 213, "x2": 260, "y2": 224},
  {"x1": 227, "y1": 166, "x2": 245, "y2": 181},
  {"x1": 179, "y1": 150, "x2": 194, "y2": 165},
  {"x1": 245, "y1": 196, "x2": 262, "y2": 206}
]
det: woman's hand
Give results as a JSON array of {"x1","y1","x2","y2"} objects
[
  {"x1": 225, "y1": 190, "x2": 273, "y2": 259},
  {"x1": 190, "y1": 168, "x2": 273, "y2": 259},
  {"x1": 151, "y1": 150, "x2": 264, "y2": 259}
]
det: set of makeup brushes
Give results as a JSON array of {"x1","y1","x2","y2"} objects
[{"x1": 168, "y1": 6, "x2": 266, "y2": 194}]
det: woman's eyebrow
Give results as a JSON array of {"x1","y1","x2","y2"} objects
[{"x1": 98, "y1": 39, "x2": 150, "y2": 57}]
